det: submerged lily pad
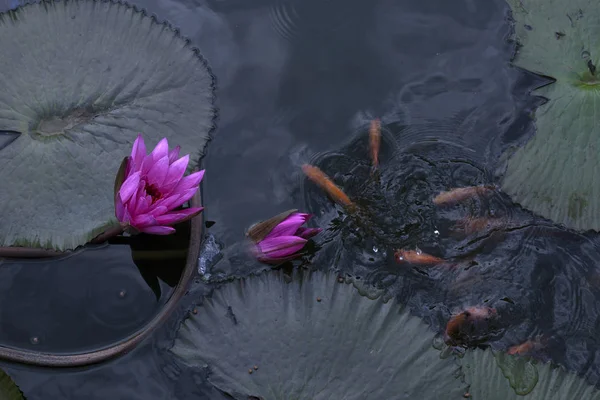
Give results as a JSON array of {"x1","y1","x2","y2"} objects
[
  {"x1": 0, "y1": 369, "x2": 24, "y2": 400},
  {"x1": 501, "y1": 0, "x2": 600, "y2": 231},
  {"x1": 170, "y1": 269, "x2": 467, "y2": 399},
  {"x1": 460, "y1": 349, "x2": 600, "y2": 399},
  {"x1": 0, "y1": 0, "x2": 216, "y2": 250}
]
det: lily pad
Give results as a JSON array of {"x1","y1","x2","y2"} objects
[
  {"x1": 460, "y1": 349, "x2": 600, "y2": 399},
  {"x1": 501, "y1": 0, "x2": 600, "y2": 231},
  {"x1": 0, "y1": 0, "x2": 216, "y2": 250},
  {"x1": 0, "y1": 369, "x2": 24, "y2": 400},
  {"x1": 170, "y1": 269, "x2": 467, "y2": 399}
]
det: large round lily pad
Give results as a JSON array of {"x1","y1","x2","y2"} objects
[
  {"x1": 0, "y1": 0, "x2": 216, "y2": 250},
  {"x1": 0, "y1": 369, "x2": 24, "y2": 400},
  {"x1": 170, "y1": 269, "x2": 467, "y2": 399},
  {"x1": 501, "y1": 0, "x2": 600, "y2": 231},
  {"x1": 460, "y1": 349, "x2": 600, "y2": 399}
]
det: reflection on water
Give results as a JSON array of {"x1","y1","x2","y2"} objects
[{"x1": 3, "y1": 0, "x2": 593, "y2": 398}]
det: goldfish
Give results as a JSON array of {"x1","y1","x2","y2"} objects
[
  {"x1": 433, "y1": 185, "x2": 496, "y2": 206},
  {"x1": 302, "y1": 164, "x2": 354, "y2": 209},
  {"x1": 394, "y1": 249, "x2": 444, "y2": 265},
  {"x1": 507, "y1": 336, "x2": 546, "y2": 356},
  {"x1": 369, "y1": 119, "x2": 381, "y2": 168},
  {"x1": 444, "y1": 306, "x2": 498, "y2": 346}
]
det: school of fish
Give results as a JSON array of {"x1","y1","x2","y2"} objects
[{"x1": 302, "y1": 119, "x2": 539, "y2": 358}]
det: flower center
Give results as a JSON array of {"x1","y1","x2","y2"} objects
[{"x1": 145, "y1": 183, "x2": 163, "y2": 203}]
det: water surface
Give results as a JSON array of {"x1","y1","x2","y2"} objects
[{"x1": 4, "y1": 0, "x2": 595, "y2": 398}]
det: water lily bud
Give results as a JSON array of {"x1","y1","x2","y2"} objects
[{"x1": 247, "y1": 210, "x2": 322, "y2": 263}]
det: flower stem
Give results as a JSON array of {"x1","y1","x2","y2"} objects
[{"x1": 89, "y1": 224, "x2": 124, "y2": 244}]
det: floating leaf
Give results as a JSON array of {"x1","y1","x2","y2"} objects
[
  {"x1": 0, "y1": 0, "x2": 216, "y2": 251},
  {"x1": 170, "y1": 269, "x2": 466, "y2": 399},
  {"x1": 501, "y1": 0, "x2": 600, "y2": 231},
  {"x1": 0, "y1": 369, "x2": 25, "y2": 400},
  {"x1": 460, "y1": 349, "x2": 600, "y2": 399},
  {"x1": 494, "y1": 351, "x2": 539, "y2": 395}
]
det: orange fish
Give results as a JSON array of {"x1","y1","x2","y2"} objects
[
  {"x1": 507, "y1": 336, "x2": 546, "y2": 356},
  {"x1": 369, "y1": 119, "x2": 381, "y2": 168},
  {"x1": 433, "y1": 185, "x2": 496, "y2": 206},
  {"x1": 394, "y1": 249, "x2": 444, "y2": 265},
  {"x1": 302, "y1": 164, "x2": 354, "y2": 208},
  {"x1": 444, "y1": 306, "x2": 497, "y2": 346}
]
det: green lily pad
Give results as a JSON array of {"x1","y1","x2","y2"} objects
[
  {"x1": 0, "y1": 369, "x2": 24, "y2": 400},
  {"x1": 0, "y1": 0, "x2": 216, "y2": 251},
  {"x1": 501, "y1": 0, "x2": 600, "y2": 231},
  {"x1": 170, "y1": 269, "x2": 467, "y2": 399},
  {"x1": 460, "y1": 349, "x2": 600, "y2": 399}
]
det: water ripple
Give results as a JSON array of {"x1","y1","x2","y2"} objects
[
  {"x1": 0, "y1": 245, "x2": 157, "y2": 352},
  {"x1": 268, "y1": 0, "x2": 364, "y2": 41},
  {"x1": 85, "y1": 262, "x2": 155, "y2": 332},
  {"x1": 268, "y1": 0, "x2": 301, "y2": 41}
]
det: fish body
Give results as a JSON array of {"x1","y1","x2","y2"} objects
[
  {"x1": 433, "y1": 185, "x2": 496, "y2": 206},
  {"x1": 444, "y1": 306, "x2": 497, "y2": 346},
  {"x1": 394, "y1": 249, "x2": 444, "y2": 265},
  {"x1": 302, "y1": 164, "x2": 354, "y2": 208},
  {"x1": 369, "y1": 119, "x2": 381, "y2": 168},
  {"x1": 507, "y1": 336, "x2": 546, "y2": 356}
]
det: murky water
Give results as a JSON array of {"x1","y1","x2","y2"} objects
[{"x1": 2, "y1": 0, "x2": 598, "y2": 398}]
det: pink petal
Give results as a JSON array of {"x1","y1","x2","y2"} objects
[
  {"x1": 155, "y1": 207, "x2": 204, "y2": 225},
  {"x1": 153, "y1": 214, "x2": 184, "y2": 226},
  {"x1": 295, "y1": 227, "x2": 322, "y2": 239},
  {"x1": 121, "y1": 205, "x2": 132, "y2": 224},
  {"x1": 144, "y1": 194, "x2": 153, "y2": 210},
  {"x1": 297, "y1": 213, "x2": 312, "y2": 222},
  {"x1": 150, "y1": 138, "x2": 169, "y2": 162},
  {"x1": 146, "y1": 155, "x2": 169, "y2": 187},
  {"x1": 130, "y1": 134, "x2": 146, "y2": 171},
  {"x1": 171, "y1": 170, "x2": 205, "y2": 195},
  {"x1": 133, "y1": 191, "x2": 149, "y2": 215},
  {"x1": 119, "y1": 171, "x2": 141, "y2": 203},
  {"x1": 115, "y1": 195, "x2": 125, "y2": 221},
  {"x1": 140, "y1": 226, "x2": 176, "y2": 235},
  {"x1": 132, "y1": 197, "x2": 146, "y2": 216},
  {"x1": 131, "y1": 213, "x2": 156, "y2": 228},
  {"x1": 265, "y1": 213, "x2": 308, "y2": 239},
  {"x1": 258, "y1": 236, "x2": 307, "y2": 259},
  {"x1": 168, "y1": 146, "x2": 181, "y2": 164},
  {"x1": 140, "y1": 154, "x2": 154, "y2": 176},
  {"x1": 155, "y1": 187, "x2": 197, "y2": 211},
  {"x1": 175, "y1": 187, "x2": 199, "y2": 207},
  {"x1": 127, "y1": 180, "x2": 145, "y2": 214},
  {"x1": 149, "y1": 205, "x2": 168, "y2": 217},
  {"x1": 152, "y1": 193, "x2": 182, "y2": 210},
  {"x1": 162, "y1": 154, "x2": 189, "y2": 192}
]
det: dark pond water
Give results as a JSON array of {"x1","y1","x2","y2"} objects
[{"x1": 2, "y1": 0, "x2": 600, "y2": 398}]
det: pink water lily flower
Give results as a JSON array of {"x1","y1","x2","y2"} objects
[
  {"x1": 254, "y1": 212, "x2": 322, "y2": 262},
  {"x1": 115, "y1": 134, "x2": 205, "y2": 235}
]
